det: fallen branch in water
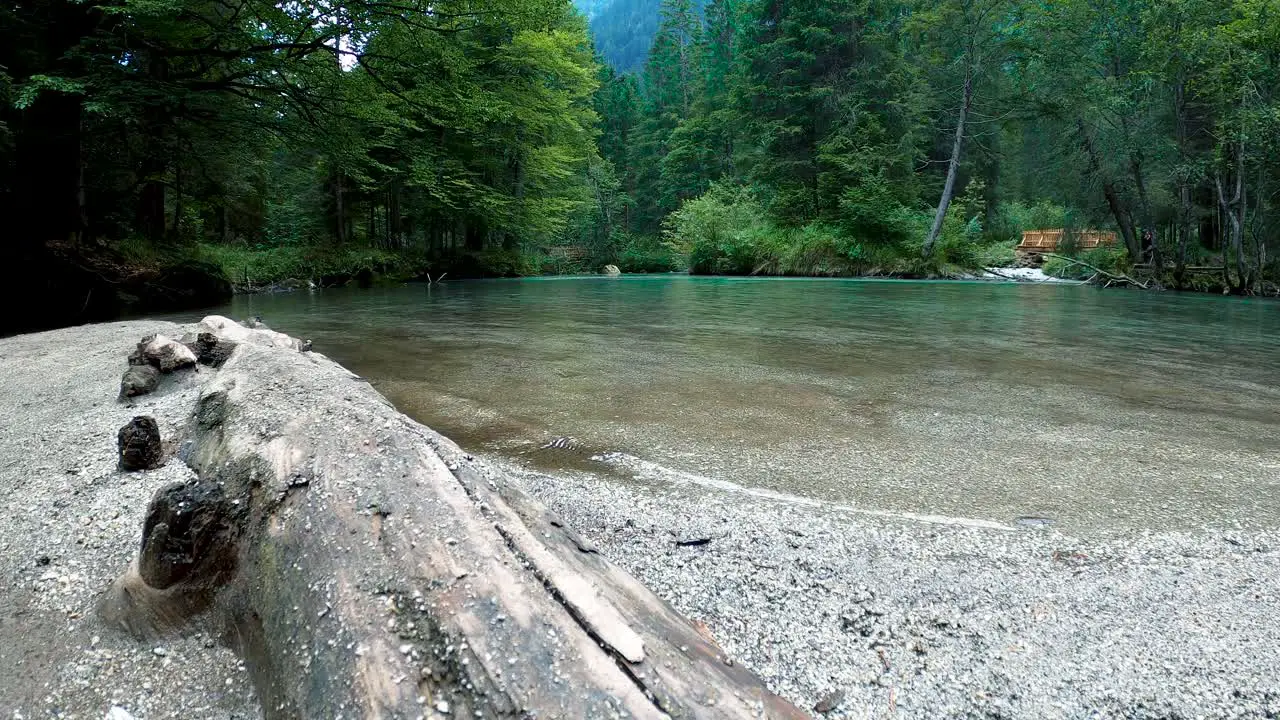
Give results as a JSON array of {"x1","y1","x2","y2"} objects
[
  {"x1": 1043, "y1": 253, "x2": 1150, "y2": 290},
  {"x1": 981, "y1": 267, "x2": 1022, "y2": 281}
]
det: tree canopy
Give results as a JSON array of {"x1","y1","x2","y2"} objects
[{"x1": 2, "y1": 0, "x2": 1278, "y2": 334}]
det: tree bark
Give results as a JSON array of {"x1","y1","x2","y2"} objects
[
  {"x1": 333, "y1": 171, "x2": 347, "y2": 244},
  {"x1": 388, "y1": 179, "x2": 402, "y2": 248},
  {"x1": 1078, "y1": 119, "x2": 1141, "y2": 262},
  {"x1": 1129, "y1": 152, "x2": 1160, "y2": 271},
  {"x1": 923, "y1": 73, "x2": 973, "y2": 258},
  {"x1": 1173, "y1": 77, "x2": 1191, "y2": 289},
  {"x1": 1215, "y1": 167, "x2": 1245, "y2": 293},
  {"x1": 172, "y1": 162, "x2": 184, "y2": 240},
  {"x1": 100, "y1": 318, "x2": 807, "y2": 720}
]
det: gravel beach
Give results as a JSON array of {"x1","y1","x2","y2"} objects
[
  {"x1": 4, "y1": 318, "x2": 1278, "y2": 719},
  {"x1": 0, "y1": 322, "x2": 259, "y2": 720},
  {"x1": 509, "y1": 459, "x2": 1280, "y2": 719}
]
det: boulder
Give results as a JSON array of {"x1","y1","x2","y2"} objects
[
  {"x1": 119, "y1": 365, "x2": 160, "y2": 399},
  {"x1": 182, "y1": 332, "x2": 237, "y2": 368},
  {"x1": 117, "y1": 416, "x2": 162, "y2": 471},
  {"x1": 130, "y1": 335, "x2": 198, "y2": 373}
]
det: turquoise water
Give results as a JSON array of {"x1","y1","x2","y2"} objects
[{"x1": 200, "y1": 276, "x2": 1280, "y2": 531}]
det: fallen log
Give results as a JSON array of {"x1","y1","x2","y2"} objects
[
  {"x1": 1042, "y1": 253, "x2": 1150, "y2": 289},
  {"x1": 99, "y1": 316, "x2": 805, "y2": 720}
]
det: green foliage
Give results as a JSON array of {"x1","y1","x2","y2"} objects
[
  {"x1": 986, "y1": 201, "x2": 1078, "y2": 243},
  {"x1": 663, "y1": 185, "x2": 769, "y2": 273},
  {"x1": 199, "y1": 244, "x2": 427, "y2": 290},
  {"x1": 3, "y1": 0, "x2": 1279, "y2": 308},
  {"x1": 13, "y1": 75, "x2": 85, "y2": 109},
  {"x1": 3, "y1": 0, "x2": 603, "y2": 280},
  {"x1": 614, "y1": 234, "x2": 684, "y2": 272},
  {"x1": 662, "y1": 183, "x2": 997, "y2": 277},
  {"x1": 1042, "y1": 247, "x2": 1130, "y2": 280}
]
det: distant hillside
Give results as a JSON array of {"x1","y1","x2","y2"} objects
[{"x1": 575, "y1": 0, "x2": 690, "y2": 73}]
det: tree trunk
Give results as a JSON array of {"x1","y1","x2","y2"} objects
[
  {"x1": 138, "y1": 171, "x2": 167, "y2": 244},
  {"x1": 1129, "y1": 152, "x2": 1161, "y2": 272},
  {"x1": 333, "y1": 172, "x2": 347, "y2": 244},
  {"x1": 1236, "y1": 138, "x2": 1249, "y2": 290},
  {"x1": 1215, "y1": 169, "x2": 1245, "y2": 293},
  {"x1": 1255, "y1": 167, "x2": 1267, "y2": 281},
  {"x1": 1078, "y1": 119, "x2": 1141, "y2": 262},
  {"x1": 388, "y1": 180, "x2": 402, "y2": 248},
  {"x1": 172, "y1": 163, "x2": 184, "y2": 240},
  {"x1": 137, "y1": 55, "x2": 171, "y2": 244},
  {"x1": 923, "y1": 73, "x2": 973, "y2": 259},
  {"x1": 1172, "y1": 77, "x2": 1191, "y2": 288},
  {"x1": 222, "y1": 205, "x2": 234, "y2": 244},
  {"x1": 100, "y1": 318, "x2": 808, "y2": 720}
]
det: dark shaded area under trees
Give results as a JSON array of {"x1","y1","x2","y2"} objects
[
  {"x1": 3, "y1": 0, "x2": 1278, "y2": 335},
  {"x1": 1, "y1": 0, "x2": 602, "y2": 334}
]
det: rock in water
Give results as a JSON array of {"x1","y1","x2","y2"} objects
[
  {"x1": 130, "y1": 334, "x2": 198, "y2": 373},
  {"x1": 119, "y1": 365, "x2": 160, "y2": 399},
  {"x1": 603, "y1": 264, "x2": 622, "y2": 276},
  {"x1": 541, "y1": 436, "x2": 579, "y2": 451},
  {"x1": 118, "y1": 416, "x2": 162, "y2": 471}
]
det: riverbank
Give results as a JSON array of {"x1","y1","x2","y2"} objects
[
  {"x1": 0, "y1": 318, "x2": 803, "y2": 719},
  {"x1": 5, "y1": 316, "x2": 1279, "y2": 718},
  {"x1": 508, "y1": 460, "x2": 1280, "y2": 719},
  {"x1": 0, "y1": 321, "x2": 260, "y2": 719}
]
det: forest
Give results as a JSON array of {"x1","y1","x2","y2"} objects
[{"x1": 2, "y1": 0, "x2": 1279, "y2": 333}]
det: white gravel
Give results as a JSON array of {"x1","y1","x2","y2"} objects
[
  {"x1": 6, "y1": 319, "x2": 1278, "y2": 720},
  {"x1": 508, "y1": 458, "x2": 1280, "y2": 719},
  {"x1": 0, "y1": 322, "x2": 259, "y2": 720}
]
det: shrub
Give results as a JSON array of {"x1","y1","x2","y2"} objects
[
  {"x1": 987, "y1": 200, "x2": 1078, "y2": 243},
  {"x1": 838, "y1": 174, "x2": 917, "y2": 247},
  {"x1": 198, "y1": 243, "x2": 428, "y2": 289},
  {"x1": 616, "y1": 235, "x2": 683, "y2": 273},
  {"x1": 1042, "y1": 246, "x2": 1129, "y2": 279},
  {"x1": 663, "y1": 185, "x2": 772, "y2": 275}
]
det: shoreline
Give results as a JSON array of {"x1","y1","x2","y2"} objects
[
  {"x1": 506, "y1": 458, "x2": 1280, "y2": 719},
  {"x1": 3, "y1": 318, "x2": 1278, "y2": 719}
]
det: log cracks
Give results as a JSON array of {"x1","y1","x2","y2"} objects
[{"x1": 97, "y1": 316, "x2": 805, "y2": 720}]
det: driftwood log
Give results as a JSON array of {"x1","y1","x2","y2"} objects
[
  {"x1": 99, "y1": 316, "x2": 805, "y2": 720},
  {"x1": 1042, "y1": 253, "x2": 1151, "y2": 289}
]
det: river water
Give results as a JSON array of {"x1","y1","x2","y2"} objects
[{"x1": 203, "y1": 276, "x2": 1280, "y2": 532}]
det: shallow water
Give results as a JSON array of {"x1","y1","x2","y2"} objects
[{"x1": 200, "y1": 276, "x2": 1280, "y2": 531}]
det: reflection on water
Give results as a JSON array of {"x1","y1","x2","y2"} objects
[{"x1": 195, "y1": 276, "x2": 1280, "y2": 532}]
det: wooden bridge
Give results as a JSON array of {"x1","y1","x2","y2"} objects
[{"x1": 1017, "y1": 229, "x2": 1117, "y2": 253}]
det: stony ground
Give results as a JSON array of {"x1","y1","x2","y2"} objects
[
  {"x1": 0, "y1": 322, "x2": 259, "y2": 720},
  {"x1": 5, "y1": 319, "x2": 1279, "y2": 720},
  {"x1": 510, "y1": 461, "x2": 1280, "y2": 719}
]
